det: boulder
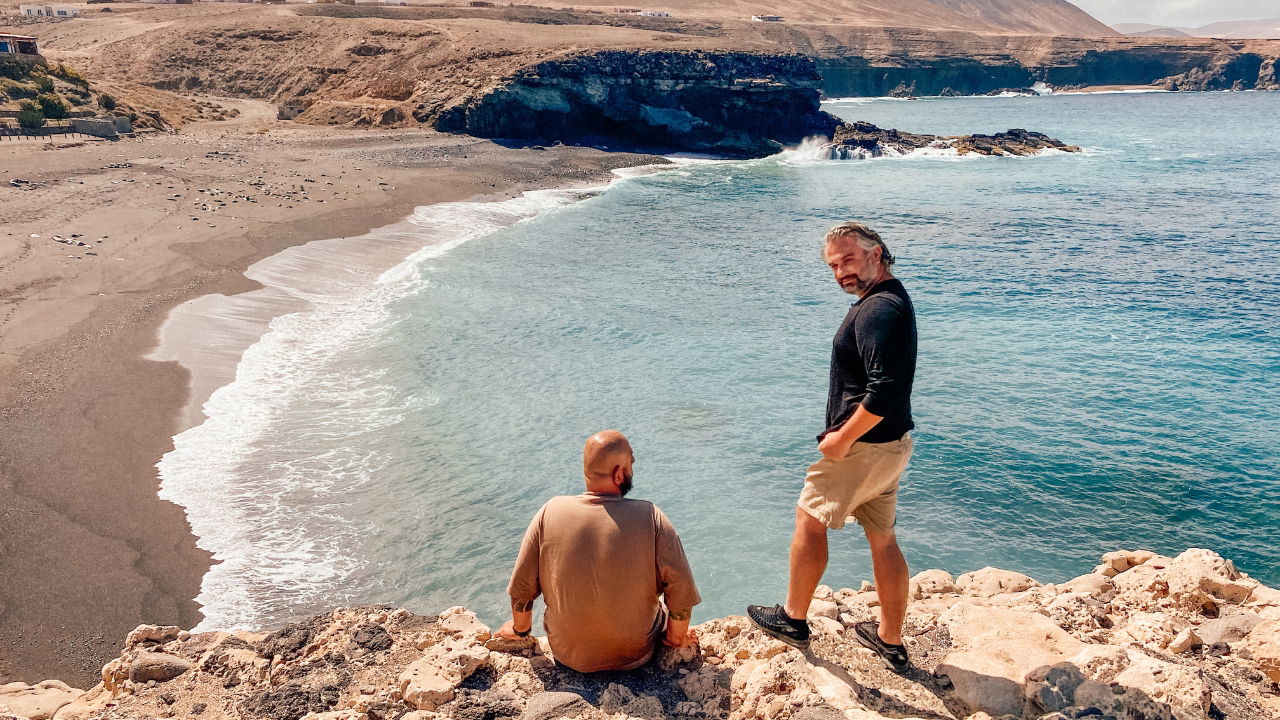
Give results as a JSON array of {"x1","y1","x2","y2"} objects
[
  {"x1": 1100, "y1": 550, "x2": 1157, "y2": 574},
  {"x1": 434, "y1": 607, "x2": 491, "y2": 643},
  {"x1": 1195, "y1": 612, "x2": 1263, "y2": 645},
  {"x1": 910, "y1": 569, "x2": 959, "y2": 598},
  {"x1": 1166, "y1": 549, "x2": 1257, "y2": 607},
  {"x1": 955, "y1": 567, "x2": 1040, "y2": 598},
  {"x1": 935, "y1": 603, "x2": 1086, "y2": 717},
  {"x1": 398, "y1": 637, "x2": 490, "y2": 711},
  {"x1": 1239, "y1": 619, "x2": 1280, "y2": 682},
  {"x1": 398, "y1": 659, "x2": 457, "y2": 712},
  {"x1": 1113, "y1": 649, "x2": 1210, "y2": 715},
  {"x1": 128, "y1": 652, "x2": 192, "y2": 683},
  {"x1": 1058, "y1": 573, "x2": 1113, "y2": 597},
  {"x1": 807, "y1": 599, "x2": 839, "y2": 620},
  {"x1": 1167, "y1": 627, "x2": 1202, "y2": 654},
  {"x1": 124, "y1": 625, "x2": 182, "y2": 649}
]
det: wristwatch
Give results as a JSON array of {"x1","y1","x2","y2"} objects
[{"x1": 514, "y1": 627, "x2": 531, "y2": 637}]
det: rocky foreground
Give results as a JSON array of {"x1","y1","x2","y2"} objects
[
  {"x1": 819, "y1": 122, "x2": 1082, "y2": 160},
  {"x1": 3, "y1": 549, "x2": 1279, "y2": 720}
]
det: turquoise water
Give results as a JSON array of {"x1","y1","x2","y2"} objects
[{"x1": 165, "y1": 91, "x2": 1280, "y2": 631}]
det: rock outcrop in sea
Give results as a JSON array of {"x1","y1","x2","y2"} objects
[
  {"x1": 5, "y1": 549, "x2": 1279, "y2": 720},
  {"x1": 818, "y1": 122, "x2": 1082, "y2": 160},
  {"x1": 431, "y1": 51, "x2": 840, "y2": 158}
]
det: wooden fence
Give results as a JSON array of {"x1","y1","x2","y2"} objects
[{"x1": 0, "y1": 123, "x2": 84, "y2": 140}]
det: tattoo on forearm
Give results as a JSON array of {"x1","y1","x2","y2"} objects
[
  {"x1": 669, "y1": 608, "x2": 691, "y2": 621},
  {"x1": 512, "y1": 599, "x2": 534, "y2": 613}
]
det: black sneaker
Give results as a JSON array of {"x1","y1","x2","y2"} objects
[
  {"x1": 853, "y1": 621, "x2": 910, "y2": 672},
  {"x1": 747, "y1": 604, "x2": 810, "y2": 648}
]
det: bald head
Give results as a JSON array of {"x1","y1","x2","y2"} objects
[{"x1": 583, "y1": 430, "x2": 634, "y2": 495}]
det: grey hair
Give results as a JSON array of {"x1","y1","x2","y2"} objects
[{"x1": 823, "y1": 222, "x2": 895, "y2": 267}]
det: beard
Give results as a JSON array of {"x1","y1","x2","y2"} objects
[
  {"x1": 619, "y1": 470, "x2": 634, "y2": 497},
  {"x1": 840, "y1": 271, "x2": 877, "y2": 295}
]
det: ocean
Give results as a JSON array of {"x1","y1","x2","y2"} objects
[{"x1": 158, "y1": 90, "x2": 1280, "y2": 632}]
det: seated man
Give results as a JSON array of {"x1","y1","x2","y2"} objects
[{"x1": 494, "y1": 430, "x2": 701, "y2": 672}]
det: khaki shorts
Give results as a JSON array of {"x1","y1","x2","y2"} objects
[{"x1": 797, "y1": 433, "x2": 914, "y2": 533}]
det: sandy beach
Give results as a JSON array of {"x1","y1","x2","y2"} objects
[{"x1": 0, "y1": 107, "x2": 664, "y2": 686}]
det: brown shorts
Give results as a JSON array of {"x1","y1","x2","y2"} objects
[{"x1": 797, "y1": 433, "x2": 914, "y2": 533}]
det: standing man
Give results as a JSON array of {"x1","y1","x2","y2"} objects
[
  {"x1": 748, "y1": 222, "x2": 917, "y2": 672},
  {"x1": 494, "y1": 430, "x2": 701, "y2": 672}
]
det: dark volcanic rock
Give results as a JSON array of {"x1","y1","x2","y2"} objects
[
  {"x1": 821, "y1": 121, "x2": 1079, "y2": 159},
  {"x1": 433, "y1": 50, "x2": 840, "y2": 158}
]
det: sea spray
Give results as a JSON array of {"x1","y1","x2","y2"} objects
[{"x1": 157, "y1": 186, "x2": 624, "y2": 631}]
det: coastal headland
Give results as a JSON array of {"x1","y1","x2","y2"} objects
[
  {"x1": 3, "y1": 549, "x2": 1280, "y2": 720},
  {"x1": 1, "y1": 0, "x2": 1278, "y2": 700}
]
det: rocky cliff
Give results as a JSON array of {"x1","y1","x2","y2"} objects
[
  {"x1": 431, "y1": 51, "x2": 839, "y2": 158},
  {"x1": 5, "y1": 549, "x2": 1279, "y2": 720},
  {"x1": 807, "y1": 32, "x2": 1280, "y2": 96},
  {"x1": 35, "y1": 5, "x2": 1279, "y2": 155}
]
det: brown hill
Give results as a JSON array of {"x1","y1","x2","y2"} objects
[{"x1": 552, "y1": 0, "x2": 1115, "y2": 35}]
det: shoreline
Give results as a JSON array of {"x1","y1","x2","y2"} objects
[
  {"x1": 0, "y1": 122, "x2": 666, "y2": 686},
  {"x1": 152, "y1": 169, "x2": 671, "y2": 634}
]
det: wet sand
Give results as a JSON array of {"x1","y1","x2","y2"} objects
[{"x1": 0, "y1": 121, "x2": 664, "y2": 686}]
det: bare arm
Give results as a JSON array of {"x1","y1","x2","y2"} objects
[
  {"x1": 817, "y1": 404, "x2": 883, "y2": 460},
  {"x1": 495, "y1": 597, "x2": 534, "y2": 640},
  {"x1": 663, "y1": 606, "x2": 698, "y2": 647}
]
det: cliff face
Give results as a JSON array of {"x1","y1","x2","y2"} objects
[
  {"x1": 813, "y1": 34, "x2": 1280, "y2": 96},
  {"x1": 432, "y1": 51, "x2": 839, "y2": 158},
  {"x1": 7, "y1": 549, "x2": 1280, "y2": 720}
]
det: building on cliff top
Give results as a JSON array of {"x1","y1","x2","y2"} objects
[
  {"x1": 751, "y1": 14, "x2": 784, "y2": 21},
  {"x1": 20, "y1": 4, "x2": 79, "y2": 16},
  {"x1": 0, "y1": 32, "x2": 41, "y2": 55}
]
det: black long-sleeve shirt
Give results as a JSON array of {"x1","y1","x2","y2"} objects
[{"x1": 819, "y1": 278, "x2": 917, "y2": 444}]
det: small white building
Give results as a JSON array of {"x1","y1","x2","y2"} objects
[
  {"x1": 638, "y1": 10, "x2": 669, "y2": 16},
  {"x1": 751, "y1": 14, "x2": 784, "y2": 21},
  {"x1": 21, "y1": 3, "x2": 79, "y2": 14}
]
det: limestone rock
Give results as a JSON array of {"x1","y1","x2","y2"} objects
[
  {"x1": 910, "y1": 569, "x2": 959, "y2": 598},
  {"x1": 1240, "y1": 619, "x2": 1280, "y2": 682},
  {"x1": 435, "y1": 607, "x2": 492, "y2": 642},
  {"x1": 520, "y1": 690, "x2": 589, "y2": 720},
  {"x1": 1101, "y1": 549, "x2": 1157, "y2": 574},
  {"x1": 124, "y1": 624, "x2": 182, "y2": 649},
  {"x1": 1058, "y1": 572, "x2": 1114, "y2": 597},
  {"x1": 936, "y1": 602, "x2": 1086, "y2": 716},
  {"x1": 1167, "y1": 627, "x2": 1203, "y2": 653},
  {"x1": 955, "y1": 567, "x2": 1040, "y2": 598},
  {"x1": 1195, "y1": 612, "x2": 1263, "y2": 645},
  {"x1": 398, "y1": 659, "x2": 457, "y2": 712},
  {"x1": 485, "y1": 633, "x2": 537, "y2": 654},
  {"x1": 1166, "y1": 548, "x2": 1258, "y2": 607},
  {"x1": 0, "y1": 681, "x2": 84, "y2": 720},
  {"x1": 807, "y1": 599, "x2": 839, "y2": 620},
  {"x1": 811, "y1": 616, "x2": 844, "y2": 637},
  {"x1": 128, "y1": 652, "x2": 192, "y2": 683}
]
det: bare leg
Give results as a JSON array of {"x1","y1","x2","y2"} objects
[
  {"x1": 784, "y1": 506, "x2": 829, "y2": 620},
  {"x1": 864, "y1": 527, "x2": 909, "y2": 645}
]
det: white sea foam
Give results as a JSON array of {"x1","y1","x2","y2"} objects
[{"x1": 155, "y1": 184, "x2": 618, "y2": 631}]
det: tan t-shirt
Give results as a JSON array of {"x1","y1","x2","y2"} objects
[{"x1": 507, "y1": 493, "x2": 701, "y2": 673}]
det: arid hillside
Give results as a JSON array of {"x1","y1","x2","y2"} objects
[{"x1": 16, "y1": 2, "x2": 1278, "y2": 134}]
